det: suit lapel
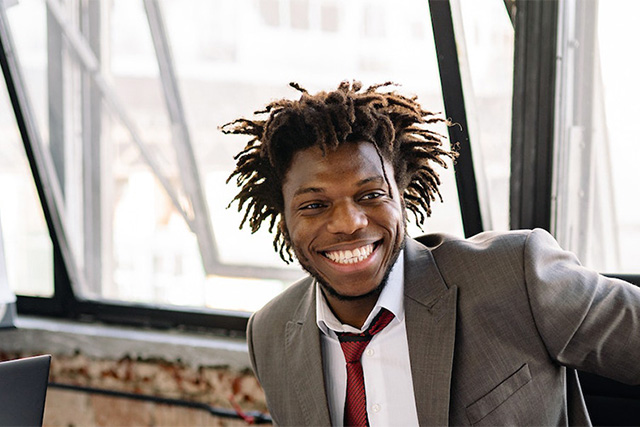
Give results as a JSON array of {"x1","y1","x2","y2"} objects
[
  {"x1": 284, "y1": 281, "x2": 332, "y2": 426},
  {"x1": 404, "y1": 238, "x2": 458, "y2": 426}
]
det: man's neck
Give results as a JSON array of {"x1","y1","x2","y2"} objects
[
  {"x1": 317, "y1": 249, "x2": 405, "y2": 330},
  {"x1": 322, "y1": 291, "x2": 379, "y2": 329}
]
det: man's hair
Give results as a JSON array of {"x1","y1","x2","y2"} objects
[{"x1": 222, "y1": 81, "x2": 456, "y2": 262}]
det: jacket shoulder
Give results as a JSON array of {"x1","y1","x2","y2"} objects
[
  {"x1": 249, "y1": 274, "x2": 314, "y2": 333},
  {"x1": 415, "y1": 228, "x2": 534, "y2": 252},
  {"x1": 411, "y1": 229, "x2": 555, "y2": 290}
]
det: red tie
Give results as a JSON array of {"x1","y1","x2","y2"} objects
[{"x1": 337, "y1": 308, "x2": 395, "y2": 427}]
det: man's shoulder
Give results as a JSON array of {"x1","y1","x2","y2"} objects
[
  {"x1": 414, "y1": 228, "x2": 535, "y2": 253},
  {"x1": 250, "y1": 274, "x2": 314, "y2": 327},
  {"x1": 410, "y1": 229, "x2": 558, "y2": 275},
  {"x1": 407, "y1": 228, "x2": 567, "y2": 298}
]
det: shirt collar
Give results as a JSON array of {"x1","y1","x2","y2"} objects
[{"x1": 316, "y1": 250, "x2": 405, "y2": 336}]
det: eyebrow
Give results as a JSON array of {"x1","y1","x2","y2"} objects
[
  {"x1": 293, "y1": 186, "x2": 324, "y2": 197},
  {"x1": 292, "y1": 176, "x2": 385, "y2": 197}
]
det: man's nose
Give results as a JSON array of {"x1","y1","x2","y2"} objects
[{"x1": 326, "y1": 201, "x2": 368, "y2": 234}]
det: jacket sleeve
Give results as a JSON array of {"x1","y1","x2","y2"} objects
[
  {"x1": 246, "y1": 313, "x2": 260, "y2": 382},
  {"x1": 524, "y1": 228, "x2": 640, "y2": 384}
]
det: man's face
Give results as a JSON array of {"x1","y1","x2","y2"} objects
[{"x1": 282, "y1": 141, "x2": 406, "y2": 300}]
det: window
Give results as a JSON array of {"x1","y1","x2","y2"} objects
[
  {"x1": 0, "y1": 58, "x2": 53, "y2": 298},
  {"x1": 553, "y1": 0, "x2": 640, "y2": 273},
  {"x1": 2, "y1": 0, "x2": 470, "y2": 324},
  {"x1": 454, "y1": 0, "x2": 514, "y2": 231}
]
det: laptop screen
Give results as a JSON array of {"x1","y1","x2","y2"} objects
[{"x1": 0, "y1": 354, "x2": 51, "y2": 426}]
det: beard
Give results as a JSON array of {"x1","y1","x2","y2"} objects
[{"x1": 293, "y1": 234, "x2": 406, "y2": 302}]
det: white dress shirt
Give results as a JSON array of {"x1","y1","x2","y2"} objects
[{"x1": 316, "y1": 251, "x2": 420, "y2": 426}]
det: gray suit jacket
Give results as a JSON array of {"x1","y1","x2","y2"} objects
[{"x1": 247, "y1": 229, "x2": 640, "y2": 425}]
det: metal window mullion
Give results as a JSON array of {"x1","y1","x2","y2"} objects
[
  {"x1": 428, "y1": 0, "x2": 484, "y2": 237},
  {"x1": 0, "y1": 4, "x2": 87, "y2": 296},
  {"x1": 80, "y1": 0, "x2": 104, "y2": 295},
  {"x1": 143, "y1": 0, "x2": 220, "y2": 275},
  {"x1": 570, "y1": 0, "x2": 597, "y2": 260},
  {"x1": 510, "y1": 0, "x2": 559, "y2": 231},
  {"x1": 47, "y1": 5, "x2": 66, "y2": 193}
]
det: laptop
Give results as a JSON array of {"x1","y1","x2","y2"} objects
[{"x1": 0, "y1": 354, "x2": 51, "y2": 426}]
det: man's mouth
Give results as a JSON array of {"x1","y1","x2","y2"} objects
[{"x1": 322, "y1": 242, "x2": 379, "y2": 265}]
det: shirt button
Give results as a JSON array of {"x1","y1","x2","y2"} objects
[
  {"x1": 365, "y1": 348, "x2": 374, "y2": 356},
  {"x1": 372, "y1": 403, "x2": 381, "y2": 413}
]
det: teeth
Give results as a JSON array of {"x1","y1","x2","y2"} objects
[{"x1": 324, "y1": 244, "x2": 374, "y2": 264}]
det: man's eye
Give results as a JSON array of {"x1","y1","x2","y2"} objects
[
  {"x1": 361, "y1": 192, "x2": 384, "y2": 201},
  {"x1": 300, "y1": 202, "x2": 325, "y2": 210}
]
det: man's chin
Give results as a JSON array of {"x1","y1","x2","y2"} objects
[{"x1": 317, "y1": 278, "x2": 384, "y2": 302}]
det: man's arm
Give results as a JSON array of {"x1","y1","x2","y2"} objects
[
  {"x1": 524, "y1": 228, "x2": 640, "y2": 384},
  {"x1": 246, "y1": 313, "x2": 260, "y2": 382}
]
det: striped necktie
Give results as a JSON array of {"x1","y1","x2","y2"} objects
[{"x1": 337, "y1": 308, "x2": 395, "y2": 427}]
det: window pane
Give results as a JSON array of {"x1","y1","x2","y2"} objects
[
  {"x1": 0, "y1": 30, "x2": 53, "y2": 297},
  {"x1": 4, "y1": 0, "x2": 463, "y2": 312},
  {"x1": 554, "y1": 0, "x2": 640, "y2": 273},
  {"x1": 455, "y1": 0, "x2": 514, "y2": 231}
]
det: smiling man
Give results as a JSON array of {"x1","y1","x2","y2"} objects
[
  {"x1": 282, "y1": 142, "x2": 406, "y2": 328},
  {"x1": 223, "y1": 82, "x2": 640, "y2": 426}
]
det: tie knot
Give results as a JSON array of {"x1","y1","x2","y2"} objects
[
  {"x1": 367, "y1": 308, "x2": 394, "y2": 336},
  {"x1": 337, "y1": 309, "x2": 394, "y2": 363}
]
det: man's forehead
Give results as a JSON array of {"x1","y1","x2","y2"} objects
[
  {"x1": 282, "y1": 142, "x2": 396, "y2": 196},
  {"x1": 287, "y1": 142, "x2": 386, "y2": 175},
  {"x1": 291, "y1": 141, "x2": 389, "y2": 167},
  {"x1": 291, "y1": 176, "x2": 387, "y2": 198}
]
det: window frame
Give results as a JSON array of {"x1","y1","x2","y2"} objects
[
  {"x1": 0, "y1": 0, "x2": 497, "y2": 333},
  {"x1": 11, "y1": 0, "x2": 635, "y2": 334}
]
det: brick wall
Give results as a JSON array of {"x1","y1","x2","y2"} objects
[{"x1": 0, "y1": 350, "x2": 269, "y2": 426}]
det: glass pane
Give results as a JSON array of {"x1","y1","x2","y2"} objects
[
  {"x1": 554, "y1": 0, "x2": 640, "y2": 273},
  {"x1": 455, "y1": 0, "x2": 514, "y2": 231},
  {"x1": 4, "y1": 0, "x2": 463, "y2": 312},
  {"x1": 0, "y1": 35, "x2": 53, "y2": 297},
  {"x1": 597, "y1": 0, "x2": 640, "y2": 273}
]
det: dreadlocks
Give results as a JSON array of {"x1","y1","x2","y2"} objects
[{"x1": 222, "y1": 81, "x2": 456, "y2": 263}]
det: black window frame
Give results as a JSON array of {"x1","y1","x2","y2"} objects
[
  {"x1": 3, "y1": 0, "x2": 637, "y2": 336},
  {"x1": 0, "y1": 0, "x2": 482, "y2": 334}
]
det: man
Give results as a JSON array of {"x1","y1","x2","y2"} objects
[{"x1": 223, "y1": 81, "x2": 640, "y2": 426}]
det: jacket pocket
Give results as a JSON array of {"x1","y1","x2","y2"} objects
[{"x1": 465, "y1": 363, "x2": 532, "y2": 425}]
